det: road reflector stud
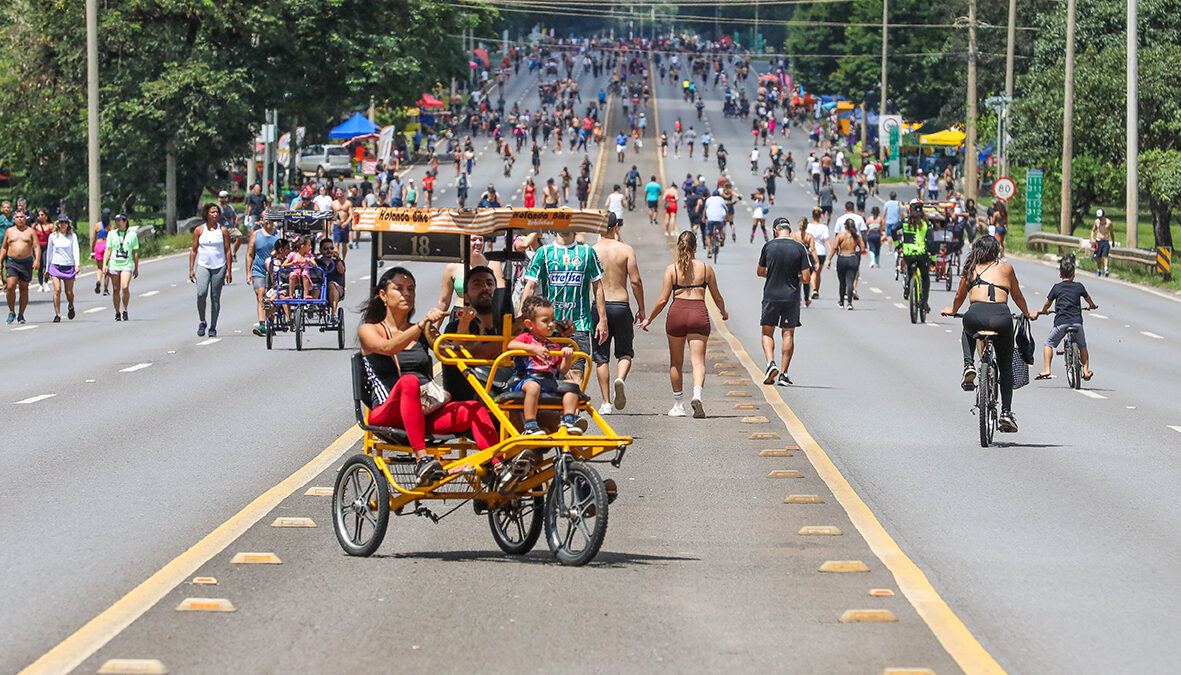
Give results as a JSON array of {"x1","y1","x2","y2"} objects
[
  {"x1": 820, "y1": 560, "x2": 870, "y2": 573},
  {"x1": 750, "y1": 432, "x2": 780, "y2": 440},
  {"x1": 840, "y1": 609, "x2": 898, "y2": 623},
  {"x1": 870, "y1": 589, "x2": 896, "y2": 597},
  {"x1": 718, "y1": 370, "x2": 740, "y2": 377},
  {"x1": 305, "y1": 487, "x2": 333, "y2": 496},
  {"x1": 727, "y1": 391, "x2": 751, "y2": 397},
  {"x1": 742, "y1": 416, "x2": 769, "y2": 423},
  {"x1": 760, "y1": 448, "x2": 793, "y2": 457},
  {"x1": 799, "y1": 526, "x2": 842, "y2": 536},
  {"x1": 231, "y1": 552, "x2": 282, "y2": 564},
  {"x1": 271, "y1": 517, "x2": 317, "y2": 528},
  {"x1": 882, "y1": 669, "x2": 935, "y2": 675},
  {"x1": 98, "y1": 659, "x2": 169, "y2": 674},
  {"x1": 785, "y1": 494, "x2": 823, "y2": 503},
  {"x1": 723, "y1": 379, "x2": 748, "y2": 385},
  {"x1": 735, "y1": 403, "x2": 758, "y2": 409},
  {"x1": 191, "y1": 577, "x2": 217, "y2": 585},
  {"x1": 176, "y1": 597, "x2": 235, "y2": 612},
  {"x1": 768, "y1": 470, "x2": 804, "y2": 479}
]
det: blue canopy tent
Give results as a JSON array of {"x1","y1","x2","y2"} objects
[{"x1": 328, "y1": 112, "x2": 379, "y2": 140}]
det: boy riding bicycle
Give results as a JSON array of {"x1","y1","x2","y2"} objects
[{"x1": 1036, "y1": 257, "x2": 1097, "y2": 381}]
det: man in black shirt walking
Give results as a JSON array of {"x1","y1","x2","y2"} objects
[{"x1": 757, "y1": 218, "x2": 812, "y2": 385}]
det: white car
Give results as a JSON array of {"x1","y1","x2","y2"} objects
[{"x1": 298, "y1": 144, "x2": 352, "y2": 178}]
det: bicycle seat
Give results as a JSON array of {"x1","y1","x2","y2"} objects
[
  {"x1": 973, "y1": 330, "x2": 999, "y2": 339},
  {"x1": 1065, "y1": 327, "x2": 1080, "y2": 333}
]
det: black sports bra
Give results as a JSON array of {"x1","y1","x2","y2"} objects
[
  {"x1": 969, "y1": 262, "x2": 1010, "y2": 302},
  {"x1": 673, "y1": 267, "x2": 707, "y2": 291}
]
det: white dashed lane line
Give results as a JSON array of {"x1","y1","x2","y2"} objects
[
  {"x1": 893, "y1": 302, "x2": 907, "y2": 309},
  {"x1": 1169, "y1": 425, "x2": 1181, "y2": 434},
  {"x1": 84, "y1": 307, "x2": 105, "y2": 314},
  {"x1": 1076, "y1": 390, "x2": 1107, "y2": 400},
  {"x1": 14, "y1": 394, "x2": 55, "y2": 405},
  {"x1": 196, "y1": 338, "x2": 221, "y2": 346},
  {"x1": 11, "y1": 325, "x2": 37, "y2": 331},
  {"x1": 1091, "y1": 313, "x2": 1108, "y2": 319},
  {"x1": 119, "y1": 363, "x2": 152, "y2": 373},
  {"x1": 1140, "y1": 331, "x2": 1164, "y2": 340},
  {"x1": 140, "y1": 290, "x2": 159, "y2": 297},
  {"x1": 870, "y1": 287, "x2": 883, "y2": 294}
]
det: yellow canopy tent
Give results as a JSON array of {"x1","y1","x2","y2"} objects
[{"x1": 919, "y1": 128, "x2": 966, "y2": 146}]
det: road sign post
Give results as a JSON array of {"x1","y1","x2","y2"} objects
[
  {"x1": 992, "y1": 176, "x2": 1015, "y2": 201},
  {"x1": 888, "y1": 126, "x2": 900, "y2": 176},
  {"x1": 1025, "y1": 169, "x2": 1044, "y2": 235}
]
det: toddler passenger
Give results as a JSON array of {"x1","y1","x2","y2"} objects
[
  {"x1": 508, "y1": 296, "x2": 583, "y2": 435},
  {"x1": 285, "y1": 236, "x2": 317, "y2": 299}
]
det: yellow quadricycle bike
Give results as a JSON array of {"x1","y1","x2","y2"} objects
[{"x1": 334, "y1": 207, "x2": 632, "y2": 566}]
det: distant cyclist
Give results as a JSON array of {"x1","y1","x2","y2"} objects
[
  {"x1": 900, "y1": 201, "x2": 934, "y2": 313},
  {"x1": 1035, "y1": 256, "x2": 1097, "y2": 381},
  {"x1": 941, "y1": 236, "x2": 1038, "y2": 433}
]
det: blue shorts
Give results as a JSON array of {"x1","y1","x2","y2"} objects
[
  {"x1": 1094, "y1": 239, "x2": 1111, "y2": 258},
  {"x1": 1046, "y1": 323, "x2": 1086, "y2": 348},
  {"x1": 332, "y1": 226, "x2": 350, "y2": 243},
  {"x1": 511, "y1": 374, "x2": 560, "y2": 393}
]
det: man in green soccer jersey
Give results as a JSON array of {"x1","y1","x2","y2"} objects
[{"x1": 521, "y1": 229, "x2": 608, "y2": 381}]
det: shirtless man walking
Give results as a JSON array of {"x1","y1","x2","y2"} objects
[
  {"x1": 1090, "y1": 208, "x2": 1113, "y2": 277},
  {"x1": 330, "y1": 187, "x2": 354, "y2": 262},
  {"x1": 591, "y1": 218, "x2": 646, "y2": 414},
  {"x1": 1, "y1": 210, "x2": 39, "y2": 324}
]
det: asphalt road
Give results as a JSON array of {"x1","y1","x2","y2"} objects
[
  {"x1": 9, "y1": 51, "x2": 1181, "y2": 674},
  {"x1": 649, "y1": 58, "x2": 1181, "y2": 673}
]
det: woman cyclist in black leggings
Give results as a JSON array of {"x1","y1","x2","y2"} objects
[{"x1": 942, "y1": 236, "x2": 1037, "y2": 433}]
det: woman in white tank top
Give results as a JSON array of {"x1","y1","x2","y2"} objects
[{"x1": 188, "y1": 202, "x2": 232, "y2": 337}]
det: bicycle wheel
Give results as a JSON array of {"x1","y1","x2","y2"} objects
[
  {"x1": 977, "y1": 352, "x2": 998, "y2": 447},
  {"x1": 711, "y1": 234, "x2": 720, "y2": 261},
  {"x1": 332, "y1": 454, "x2": 389, "y2": 557},
  {"x1": 544, "y1": 460, "x2": 609, "y2": 566},
  {"x1": 945, "y1": 265, "x2": 953, "y2": 291},
  {"x1": 907, "y1": 275, "x2": 919, "y2": 324},
  {"x1": 489, "y1": 495, "x2": 544, "y2": 555},
  {"x1": 1067, "y1": 339, "x2": 1081, "y2": 390},
  {"x1": 265, "y1": 319, "x2": 273, "y2": 350},
  {"x1": 336, "y1": 308, "x2": 346, "y2": 350},
  {"x1": 294, "y1": 306, "x2": 304, "y2": 351},
  {"x1": 894, "y1": 254, "x2": 902, "y2": 281}
]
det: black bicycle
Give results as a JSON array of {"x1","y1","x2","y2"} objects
[
  {"x1": 1045, "y1": 308, "x2": 1095, "y2": 389},
  {"x1": 953, "y1": 312, "x2": 1023, "y2": 447}
]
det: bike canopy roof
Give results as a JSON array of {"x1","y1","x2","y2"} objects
[{"x1": 353, "y1": 207, "x2": 617, "y2": 236}]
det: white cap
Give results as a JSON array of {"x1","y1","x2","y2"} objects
[
  {"x1": 218, "y1": 190, "x2": 229, "y2": 198},
  {"x1": 1096, "y1": 208, "x2": 1105, "y2": 217}
]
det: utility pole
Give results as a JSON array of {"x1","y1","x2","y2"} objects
[
  {"x1": 85, "y1": 0, "x2": 100, "y2": 236},
  {"x1": 1003, "y1": 0, "x2": 1016, "y2": 177},
  {"x1": 165, "y1": 139, "x2": 176, "y2": 234},
  {"x1": 880, "y1": 0, "x2": 888, "y2": 162},
  {"x1": 1126, "y1": 0, "x2": 1139, "y2": 248},
  {"x1": 965, "y1": 0, "x2": 979, "y2": 205},
  {"x1": 1060, "y1": 0, "x2": 1077, "y2": 235},
  {"x1": 754, "y1": 0, "x2": 760, "y2": 52}
]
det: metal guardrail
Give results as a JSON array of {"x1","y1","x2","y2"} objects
[{"x1": 1026, "y1": 232, "x2": 1158, "y2": 269}]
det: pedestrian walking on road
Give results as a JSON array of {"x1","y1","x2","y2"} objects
[
  {"x1": 46, "y1": 213, "x2": 79, "y2": 322},
  {"x1": 591, "y1": 217, "x2": 646, "y2": 414},
  {"x1": 247, "y1": 216, "x2": 281, "y2": 336},
  {"x1": 92, "y1": 208, "x2": 111, "y2": 296},
  {"x1": 642, "y1": 231, "x2": 728, "y2": 419},
  {"x1": 103, "y1": 214, "x2": 139, "y2": 322},
  {"x1": 2, "y1": 210, "x2": 38, "y2": 324},
  {"x1": 804, "y1": 208, "x2": 830, "y2": 300},
  {"x1": 826, "y1": 212, "x2": 865, "y2": 309},
  {"x1": 758, "y1": 218, "x2": 811, "y2": 385},
  {"x1": 33, "y1": 210, "x2": 52, "y2": 292},
  {"x1": 189, "y1": 203, "x2": 232, "y2": 337}
]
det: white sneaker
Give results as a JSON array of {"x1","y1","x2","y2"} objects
[
  {"x1": 598, "y1": 402, "x2": 615, "y2": 415},
  {"x1": 612, "y1": 378, "x2": 627, "y2": 410},
  {"x1": 667, "y1": 402, "x2": 687, "y2": 417}
]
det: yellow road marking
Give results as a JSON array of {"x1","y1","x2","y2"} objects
[
  {"x1": 648, "y1": 83, "x2": 1001, "y2": 669},
  {"x1": 768, "y1": 470, "x2": 804, "y2": 479},
  {"x1": 840, "y1": 609, "x2": 898, "y2": 623},
  {"x1": 759, "y1": 449, "x2": 793, "y2": 457},
  {"x1": 175, "y1": 598, "x2": 235, "y2": 613},
  {"x1": 749, "y1": 432, "x2": 780, "y2": 440},
  {"x1": 97, "y1": 658, "x2": 168, "y2": 674},
  {"x1": 230, "y1": 552, "x2": 282, "y2": 564},
  {"x1": 820, "y1": 560, "x2": 871, "y2": 573},
  {"x1": 785, "y1": 494, "x2": 824, "y2": 504},
  {"x1": 734, "y1": 403, "x2": 758, "y2": 409},
  {"x1": 799, "y1": 525, "x2": 843, "y2": 536},
  {"x1": 20, "y1": 426, "x2": 362, "y2": 675}
]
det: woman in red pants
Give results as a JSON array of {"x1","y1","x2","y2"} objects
[{"x1": 358, "y1": 266, "x2": 499, "y2": 486}]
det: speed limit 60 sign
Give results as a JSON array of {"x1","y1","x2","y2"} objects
[{"x1": 992, "y1": 176, "x2": 1016, "y2": 201}]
